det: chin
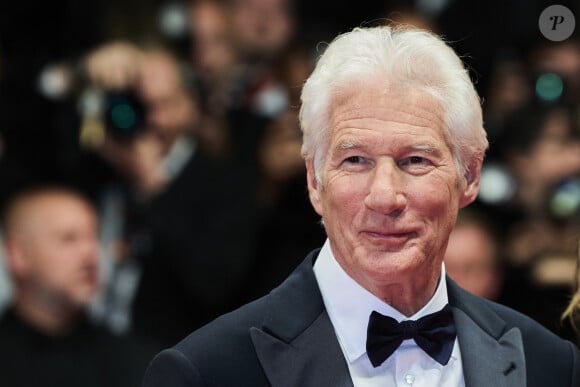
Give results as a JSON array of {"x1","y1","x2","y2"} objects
[
  {"x1": 362, "y1": 251, "x2": 427, "y2": 278},
  {"x1": 70, "y1": 288, "x2": 98, "y2": 307}
]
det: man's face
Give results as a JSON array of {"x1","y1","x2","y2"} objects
[
  {"x1": 231, "y1": 0, "x2": 293, "y2": 58},
  {"x1": 138, "y1": 53, "x2": 197, "y2": 140},
  {"x1": 444, "y1": 224, "x2": 499, "y2": 300},
  {"x1": 16, "y1": 195, "x2": 100, "y2": 307},
  {"x1": 189, "y1": 1, "x2": 237, "y2": 78},
  {"x1": 524, "y1": 110, "x2": 580, "y2": 184},
  {"x1": 306, "y1": 86, "x2": 478, "y2": 294}
]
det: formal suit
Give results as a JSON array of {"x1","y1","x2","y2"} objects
[{"x1": 143, "y1": 249, "x2": 580, "y2": 387}]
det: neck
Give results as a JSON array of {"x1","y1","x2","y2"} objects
[
  {"x1": 159, "y1": 132, "x2": 179, "y2": 155},
  {"x1": 14, "y1": 290, "x2": 82, "y2": 336},
  {"x1": 376, "y1": 278, "x2": 439, "y2": 316},
  {"x1": 362, "y1": 264, "x2": 442, "y2": 317}
]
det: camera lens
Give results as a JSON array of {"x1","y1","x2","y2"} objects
[{"x1": 104, "y1": 91, "x2": 146, "y2": 139}]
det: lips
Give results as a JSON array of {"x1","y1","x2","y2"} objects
[
  {"x1": 362, "y1": 228, "x2": 415, "y2": 236},
  {"x1": 360, "y1": 229, "x2": 416, "y2": 248},
  {"x1": 79, "y1": 264, "x2": 99, "y2": 285}
]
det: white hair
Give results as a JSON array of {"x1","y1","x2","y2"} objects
[{"x1": 299, "y1": 25, "x2": 488, "y2": 183}]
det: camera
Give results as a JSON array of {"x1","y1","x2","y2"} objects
[{"x1": 103, "y1": 90, "x2": 146, "y2": 140}]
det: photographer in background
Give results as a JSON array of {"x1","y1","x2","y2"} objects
[
  {"x1": 84, "y1": 42, "x2": 198, "y2": 196},
  {"x1": 80, "y1": 41, "x2": 260, "y2": 348}
]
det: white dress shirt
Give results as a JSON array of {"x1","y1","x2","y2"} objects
[{"x1": 313, "y1": 240, "x2": 465, "y2": 387}]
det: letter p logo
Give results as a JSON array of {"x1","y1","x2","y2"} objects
[
  {"x1": 550, "y1": 15, "x2": 565, "y2": 30},
  {"x1": 539, "y1": 5, "x2": 576, "y2": 41}
]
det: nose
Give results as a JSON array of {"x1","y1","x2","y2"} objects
[
  {"x1": 147, "y1": 108, "x2": 164, "y2": 131},
  {"x1": 364, "y1": 159, "x2": 407, "y2": 216},
  {"x1": 80, "y1": 235, "x2": 99, "y2": 264}
]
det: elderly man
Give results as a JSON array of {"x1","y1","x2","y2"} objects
[{"x1": 142, "y1": 25, "x2": 580, "y2": 387}]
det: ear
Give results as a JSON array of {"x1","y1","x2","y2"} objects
[
  {"x1": 305, "y1": 159, "x2": 323, "y2": 216},
  {"x1": 459, "y1": 159, "x2": 482, "y2": 208},
  {"x1": 3, "y1": 238, "x2": 30, "y2": 279}
]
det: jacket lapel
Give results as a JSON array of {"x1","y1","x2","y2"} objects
[
  {"x1": 251, "y1": 255, "x2": 528, "y2": 387},
  {"x1": 251, "y1": 311, "x2": 353, "y2": 387},
  {"x1": 250, "y1": 250, "x2": 352, "y2": 387},
  {"x1": 447, "y1": 278, "x2": 526, "y2": 387}
]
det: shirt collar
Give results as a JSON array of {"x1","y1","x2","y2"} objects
[{"x1": 313, "y1": 239, "x2": 449, "y2": 363}]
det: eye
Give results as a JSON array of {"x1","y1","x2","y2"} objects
[
  {"x1": 399, "y1": 156, "x2": 428, "y2": 166},
  {"x1": 344, "y1": 156, "x2": 365, "y2": 164},
  {"x1": 398, "y1": 156, "x2": 434, "y2": 174},
  {"x1": 340, "y1": 155, "x2": 371, "y2": 172},
  {"x1": 409, "y1": 156, "x2": 425, "y2": 164}
]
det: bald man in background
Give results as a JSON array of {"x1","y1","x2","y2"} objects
[{"x1": 0, "y1": 186, "x2": 153, "y2": 387}]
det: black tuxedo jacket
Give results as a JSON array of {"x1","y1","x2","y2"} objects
[{"x1": 142, "y1": 250, "x2": 580, "y2": 386}]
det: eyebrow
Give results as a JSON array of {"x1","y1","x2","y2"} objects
[
  {"x1": 411, "y1": 143, "x2": 438, "y2": 154},
  {"x1": 338, "y1": 140, "x2": 364, "y2": 150},
  {"x1": 335, "y1": 140, "x2": 442, "y2": 155}
]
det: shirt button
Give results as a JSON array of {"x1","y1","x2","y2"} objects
[{"x1": 405, "y1": 374, "x2": 415, "y2": 385}]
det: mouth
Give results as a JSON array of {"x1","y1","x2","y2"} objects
[
  {"x1": 360, "y1": 229, "x2": 416, "y2": 248},
  {"x1": 79, "y1": 265, "x2": 99, "y2": 285}
]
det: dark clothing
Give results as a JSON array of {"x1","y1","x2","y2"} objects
[
  {"x1": 143, "y1": 249, "x2": 580, "y2": 387},
  {"x1": 246, "y1": 176, "x2": 326, "y2": 300},
  {"x1": 132, "y1": 147, "x2": 261, "y2": 348},
  {"x1": 0, "y1": 307, "x2": 154, "y2": 387},
  {"x1": 70, "y1": 137, "x2": 262, "y2": 349},
  {"x1": 498, "y1": 262, "x2": 578, "y2": 341}
]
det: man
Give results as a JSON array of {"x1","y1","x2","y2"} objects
[
  {"x1": 444, "y1": 209, "x2": 502, "y2": 301},
  {"x1": 83, "y1": 43, "x2": 260, "y2": 346},
  {"x1": 0, "y1": 187, "x2": 153, "y2": 387},
  {"x1": 142, "y1": 25, "x2": 580, "y2": 386}
]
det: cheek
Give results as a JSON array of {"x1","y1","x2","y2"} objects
[
  {"x1": 408, "y1": 179, "x2": 459, "y2": 232},
  {"x1": 323, "y1": 179, "x2": 365, "y2": 219},
  {"x1": 34, "y1": 260, "x2": 65, "y2": 286},
  {"x1": 175, "y1": 100, "x2": 194, "y2": 122}
]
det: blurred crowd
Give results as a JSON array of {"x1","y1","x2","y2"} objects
[{"x1": 0, "y1": 0, "x2": 579, "y2": 385}]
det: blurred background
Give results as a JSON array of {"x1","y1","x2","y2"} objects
[{"x1": 0, "y1": 0, "x2": 579, "y2": 375}]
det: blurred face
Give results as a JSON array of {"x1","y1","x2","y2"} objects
[
  {"x1": 444, "y1": 224, "x2": 499, "y2": 300},
  {"x1": 13, "y1": 195, "x2": 100, "y2": 307},
  {"x1": 189, "y1": 1, "x2": 237, "y2": 78},
  {"x1": 307, "y1": 86, "x2": 479, "y2": 296},
  {"x1": 524, "y1": 110, "x2": 580, "y2": 184},
  {"x1": 534, "y1": 42, "x2": 580, "y2": 98},
  {"x1": 231, "y1": 0, "x2": 293, "y2": 58},
  {"x1": 138, "y1": 52, "x2": 197, "y2": 141}
]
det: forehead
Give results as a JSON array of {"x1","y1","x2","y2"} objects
[
  {"x1": 327, "y1": 86, "x2": 447, "y2": 149},
  {"x1": 139, "y1": 54, "x2": 181, "y2": 98},
  {"x1": 329, "y1": 85, "x2": 444, "y2": 132},
  {"x1": 29, "y1": 196, "x2": 95, "y2": 230}
]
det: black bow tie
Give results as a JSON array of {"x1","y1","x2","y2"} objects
[{"x1": 366, "y1": 304, "x2": 456, "y2": 367}]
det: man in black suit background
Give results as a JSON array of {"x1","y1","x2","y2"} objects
[
  {"x1": 143, "y1": 25, "x2": 580, "y2": 386},
  {"x1": 81, "y1": 43, "x2": 261, "y2": 347}
]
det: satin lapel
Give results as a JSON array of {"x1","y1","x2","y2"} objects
[
  {"x1": 453, "y1": 307, "x2": 526, "y2": 387},
  {"x1": 251, "y1": 311, "x2": 352, "y2": 387},
  {"x1": 447, "y1": 278, "x2": 526, "y2": 387},
  {"x1": 250, "y1": 250, "x2": 352, "y2": 387}
]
